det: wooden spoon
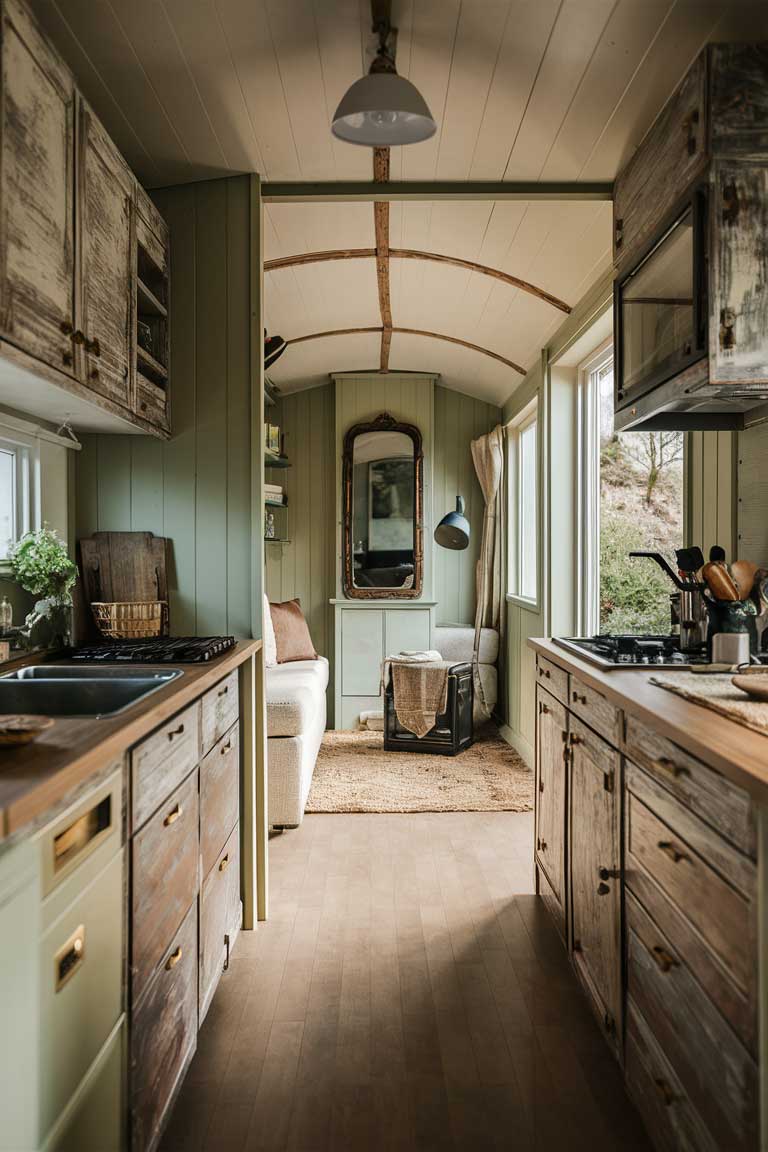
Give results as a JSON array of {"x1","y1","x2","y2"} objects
[
  {"x1": 701, "y1": 561, "x2": 740, "y2": 601},
  {"x1": 732, "y1": 559, "x2": 758, "y2": 599}
]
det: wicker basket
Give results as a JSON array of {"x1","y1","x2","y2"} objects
[{"x1": 91, "y1": 600, "x2": 168, "y2": 640}]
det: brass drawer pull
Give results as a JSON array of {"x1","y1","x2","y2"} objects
[
  {"x1": 219, "y1": 853, "x2": 230, "y2": 873},
  {"x1": 164, "y1": 804, "x2": 182, "y2": 827},
  {"x1": 165, "y1": 946, "x2": 183, "y2": 971},
  {"x1": 652, "y1": 945, "x2": 679, "y2": 973},
  {"x1": 538, "y1": 666, "x2": 550, "y2": 679},
  {"x1": 653, "y1": 1078, "x2": 676, "y2": 1107},
  {"x1": 221, "y1": 739, "x2": 232, "y2": 755},
  {"x1": 167, "y1": 723, "x2": 185, "y2": 741},
  {"x1": 55, "y1": 924, "x2": 85, "y2": 992},
  {"x1": 217, "y1": 684, "x2": 229, "y2": 697},
  {"x1": 657, "y1": 840, "x2": 689, "y2": 865},
  {"x1": 650, "y1": 756, "x2": 690, "y2": 780},
  {"x1": 572, "y1": 691, "x2": 587, "y2": 705}
]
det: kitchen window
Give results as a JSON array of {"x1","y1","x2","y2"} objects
[
  {"x1": 578, "y1": 346, "x2": 684, "y2": 635},
  {"x1": 508, "y1": 408, "x2": 538, "y2": 605},
  {"x1": 0, "y1": 432, "x2": 36, "y2": 562}
]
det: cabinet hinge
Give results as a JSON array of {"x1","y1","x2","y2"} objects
[{"x1": 223, "y1": 933, "x2": 231, "y2": 972}]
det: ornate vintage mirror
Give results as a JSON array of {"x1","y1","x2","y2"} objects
[{"x1": 342, "y1": 412, "x2": 423, "y2": 599}]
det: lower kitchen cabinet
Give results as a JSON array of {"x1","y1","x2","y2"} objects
[
  {"x1": 52, "y1": 1019, "x2": 125, "y2": 1152},
  {"x1": 130, "y1": 902, "x2": 198, "y2": 1152},
  {"x1": 535, "y1": 686, "x2": 567, "y2": 935},
  {"x1": 199, "y1": 822, "x2": 241, "y2": 1024},
  {"x1": 568, "y1": 715, "x2": 622, "y2": 1055}
]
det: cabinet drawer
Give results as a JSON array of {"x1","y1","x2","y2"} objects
[
  {"x1": 626, "y1": 765, "x2": 756, "y2": 997},
  {"x1": 625, "y1": 999, "x2": 718, "y2": 1152},
  {"x1": 623, "y1": 713, "x2": 755, "y2": 857},
  {"x1": 569, "y1": 674, "x2": 619, "y2": 745},
  {"x1": 535, "y1": 686, "x2": 567, "y2": 920},
  {"x1": 535, "y1": 656, "x2": 568, "y2": 705},
  {"x1": 201, "y1": 670, "x2": 239, "y2": 757},
  {"x1": 200, "y1": 723, "x2": 239, "y2": 878},
  {"x1": 131, "y1": 901, "x2": 197, "y2": 1152},
  {"x1": 626, "y1": 891, "x2": 757, "y2": 1152},
  {"x1": 131, "y1": 702, "x2": 200, "y2": 831},
  {"x1": 40, "y1": 848, "x2": 124, "y2": 1138},
  {"x1": 131, "y1": 770, "x2": 199, "y2": 1005},
  {"x1": 52, "y1": 1018, "x2": 125, "y2": 1152},
  {"x1": 199, "y1": 823, "x2": 241, "y2": 1025}
]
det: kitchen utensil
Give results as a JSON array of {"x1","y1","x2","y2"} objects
[
  {"x1": 0, "y1": 714, "x2": 54, "y2": 746},
  {"x1": 675, "y1": 547, "x2": 705, "y2": 576},
  {"x1": 709, "y1": 545, "x2": 727, "y2": 563},
  {"x1": 732, "y1": 559, "x2": 758, "y2": 599},
  {"x1": 712, "y1": 631, "x2": 750, "y2": 665},
  {"x1": 732, "y1": 673, "x2": 768, "y2": 702},
  {"x1": 701, "y1": 561, "x2": 740, "y2": 600}
]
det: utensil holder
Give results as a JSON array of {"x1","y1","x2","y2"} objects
[{"x1": 706, "y1": 598, "x2": 758, "y2": 658}]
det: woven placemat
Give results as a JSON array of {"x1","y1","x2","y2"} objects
[{"x1": 649, "y1": 671, "x2": 768, "y2": 737}]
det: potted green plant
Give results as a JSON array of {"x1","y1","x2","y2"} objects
[{"x1": 8, "y1": 526, "x2": 77, "y2": 650}]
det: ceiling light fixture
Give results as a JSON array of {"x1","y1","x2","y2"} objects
[{"x1": 331, "y1": 10, "x2": 436, "y2": 148}]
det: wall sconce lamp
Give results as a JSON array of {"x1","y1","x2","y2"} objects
[{"x1": 434, "y1": 496, "x2": 470, "y2": 550}]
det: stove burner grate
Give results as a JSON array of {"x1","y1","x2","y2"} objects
[{"x1": 70, "y1": 636, "x2": 236, "y2": 663}]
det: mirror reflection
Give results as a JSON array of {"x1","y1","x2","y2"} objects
[{"x1": 350, "y1": 429, "x2": 416, "y2": 591}]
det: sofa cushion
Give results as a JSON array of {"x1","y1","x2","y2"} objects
[
  {"x1": 266, "y1": 656, "x2": 329, "y2": 737},
  {"x1": 263, "y1": 594, "x2": 277, "y2": 667},
  {"x1": 435, "y1": 625, "x2": 499, "y2": 665}
]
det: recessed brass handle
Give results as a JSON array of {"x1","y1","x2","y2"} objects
[
  {"x1": 219, "y1": 853, "x2": 230, "y2": 872},
  {"x1": 165, "y1": 947, "x2": 182, "y2": 971},
  {"x1": 652, "y1": 945, "x2": 679, "y2": 973},
  {"x1": 651, "y1": 756, "x2": 689, "y2": 780},
  {"x1": 167, "y1": 723, "x2": 184, "y2": 741},
  {"x1": 164, "y1": 805, "x2": 181, "y2": 827},
  {"x1": 657, "y1": 840, "x2": 689, "y2": 864}
]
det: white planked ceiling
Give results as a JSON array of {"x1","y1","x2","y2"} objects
[{"x1": 30, "y1": 0, "x2": 768, "y2": 406}]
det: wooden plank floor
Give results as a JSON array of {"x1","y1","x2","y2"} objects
[{"x1": 160, "y1": 812, "x2": 651, "y2": 1151}]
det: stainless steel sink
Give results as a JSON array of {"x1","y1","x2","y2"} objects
[{"x1": 0, "y1": 666, "x2": 182, "y2": 717}]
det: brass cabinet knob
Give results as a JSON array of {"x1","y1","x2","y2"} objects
[
  {"x1": 163, "y1": 804, "x2": 181, "y2": 827},
  {"x1": 165, "y1": 946, "x2": 183, "y2": 971},
  {"x1": 219, "y1": 854, "x2": 230, "y2": 873}
]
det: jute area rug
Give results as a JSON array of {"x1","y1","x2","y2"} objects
[{"x1": 305, "y1": 726, "x2": 533, "y2": 814}]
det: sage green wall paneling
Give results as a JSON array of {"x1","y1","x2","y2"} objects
[
  {"x1": 264, "y1": 384, "x2": 335, "y2": 661},
  {"x1": 737, "y1": 421, "x2": 768, "y2": 564},
  {"x1": 73, "y1": 175, "x2": 261, "y2": 639},
  {"x1": 686, "y1": 430, "x2": 737, "y2": 560},
  {"x1": 433, "y1": 386, "x2": 501, "y2": 626}
]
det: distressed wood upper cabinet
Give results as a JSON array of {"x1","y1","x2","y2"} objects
[
  {"x1": 569, "y1": 717, "x2": 622, "y2": 1058},
  {"x1": 78, "y1": 100, "x2": 135, "y2": 411},
  {"x1": 0, "y1": 0, "x2": 76, "y2": 374}
]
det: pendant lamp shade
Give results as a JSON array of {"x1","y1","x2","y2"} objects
[
  {"x1": 332, "y1": 72, "x2": 437, "y2": 147},
  {"x1": 434, "y1": 496, "x2": 470, "y2": 551}
]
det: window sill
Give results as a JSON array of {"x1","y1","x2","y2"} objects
[{"x1": 506, "y1": 593, "x2": 540, "y2": 612}]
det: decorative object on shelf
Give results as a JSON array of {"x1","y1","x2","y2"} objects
[
  {"x1": 137, "y1": 318, "x2": 154, "y2": 357},
  {"x1": 8, "y1": 526, "x2": 77, "y2": 650},
  {"x1": 264, "y1": 510, "x2": 276, "y2": 540},
  {"x1": 434, "y1": 496, "x2": 470, "y2": 551},
  {"x1": 91, "y1": 600, "x2": 168, "y2": 639},
  {"x1": 331, "y1": 5, "x2": 436, "y2": 146},
  {"x1": 264, "y1": 423, "x2": 281, "y2": 454},
  {"x1": 0, "y1": 714, "x2": 54, "y2": 747},
  {"x1": 0, "y1": 595, "x2": 12, "y2": 634}
]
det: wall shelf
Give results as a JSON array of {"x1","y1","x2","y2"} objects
[
  {"x1": 265, "y1": 496, "x2": 287, "y2": 507},
  {"x1": 265, "y1": 537, "x2": 290, "y2": 544},
  {"x1": 137, "y1": 277, "x2": 167, "y2": 318},
  {"x1": 137, "y1": 345, "x2": 168, "y2": 380},
  {"x1": 264, "y1": 451, "x2": 290, "y2": 469}
]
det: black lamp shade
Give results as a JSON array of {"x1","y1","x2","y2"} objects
[{"x1": 434, "y1": 496, "x2": 470, "y2": 550}]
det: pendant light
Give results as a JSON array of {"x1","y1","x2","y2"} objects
[
  {"x1": 331, "y1": 14, "x2": 436, "y2": 148},
  {"x1": 434, "y1": 497, "x2": 470, "y2": 551}
]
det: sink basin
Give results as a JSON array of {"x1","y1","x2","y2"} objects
[{"x1": 0, "y1": 666, "x2": 182, "y2": 717}]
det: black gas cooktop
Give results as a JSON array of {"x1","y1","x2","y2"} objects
[
  {"x1": 70, "y1": 636, "x2": 236, "y2": 663},
  {"x1": 554, "y1": 634, "x2": 711, "y2": 669}
]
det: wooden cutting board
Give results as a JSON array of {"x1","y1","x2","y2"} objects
[{"x1": 77, "y1": 532, "x2": 169, "y2": 638}]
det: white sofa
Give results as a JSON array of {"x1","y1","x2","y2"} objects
[{"x1": 266, "y1": 656, "x2": 328, "y2": 827}]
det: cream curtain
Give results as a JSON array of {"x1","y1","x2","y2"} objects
[{"x1": 471, "y1": 424, "x2": 506, "y2": 717}]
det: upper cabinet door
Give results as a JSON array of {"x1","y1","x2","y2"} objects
[
  {"x1": 78, "y1": 101, "x2": 135, "y2": 410},
  {"x1": 0, "y1": 0, "x2": 75, "y2": 373}
]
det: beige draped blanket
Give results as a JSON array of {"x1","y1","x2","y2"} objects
[{"x1": 389, "y1": 656, "x2": 453, "y2": 737}]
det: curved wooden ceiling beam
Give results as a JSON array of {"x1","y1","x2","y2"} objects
[
  {"x1": 284, "y1": 326, "x2": 526, "y2": 376},
  {"x1": 264, "y1": 247, "x2": 571, "y2": 314}
]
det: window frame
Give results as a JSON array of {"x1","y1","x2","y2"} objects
[
  {"x1": 506, "y1": 402, "x2": 539, "y2": 610},
  {"x1": 0, "y1": 427, "x2": 39, "y2": 568},
  {"x1": 576, "y1": 340, "x2": 614, "y2": 635}
]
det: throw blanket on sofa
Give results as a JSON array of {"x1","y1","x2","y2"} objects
[{"x1": 389, "y1": 654, "x2": 452, "y2": 738}]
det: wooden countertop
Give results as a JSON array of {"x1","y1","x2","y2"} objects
[
  {"x1": 530, "y1": 638, "x2": 768, "y2": 806},
  {"x1": 0, "y1": 639, "x2": 262, "y2": 842}
]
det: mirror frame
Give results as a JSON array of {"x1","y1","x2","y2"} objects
[{"x1": 342, "y1": 411, "x2": 424, "y2": 600}]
